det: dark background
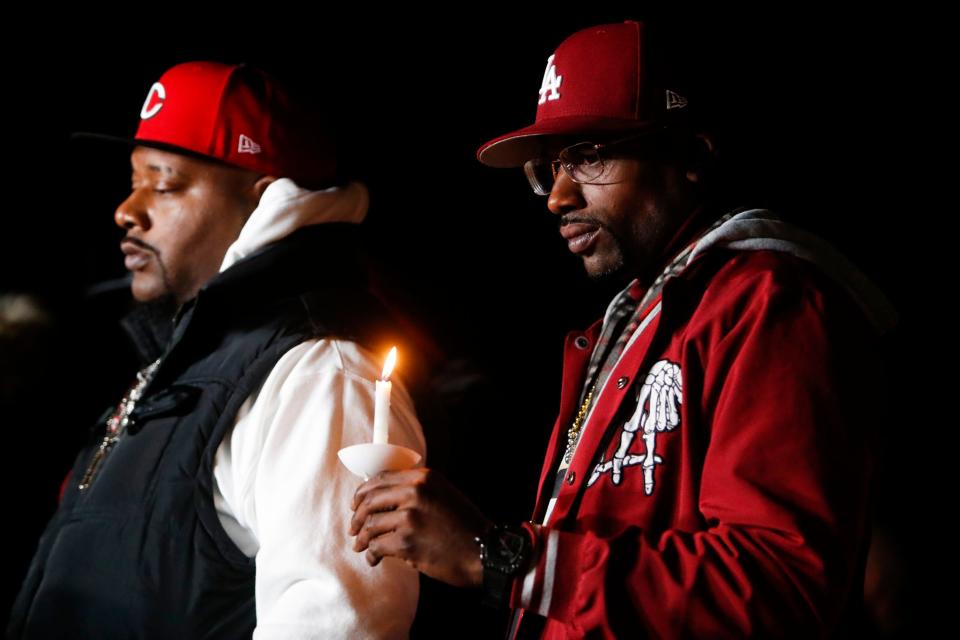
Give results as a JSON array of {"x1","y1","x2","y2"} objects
[{"x1": 0, "y1": 11, "x2": 943, "y2": 638}]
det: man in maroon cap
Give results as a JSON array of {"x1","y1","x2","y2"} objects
[
  {"x1": 350, "y1": 20, "x2": 896, "y2": 638},
  {"x1": 10, "y1": 61, "x2": 425, "y2": 639}
]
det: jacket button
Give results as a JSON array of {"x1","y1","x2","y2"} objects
[
  {"x1": 567, "y1": 471, "x2": 576, "y2": 485},
  {"x1": 617, "y1": 376, "x2": 629, "y2": 389},
  {"x1": 575, "y1": 336, "x2": 589, "y2": 349}
]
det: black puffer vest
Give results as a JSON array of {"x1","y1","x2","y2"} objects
[{"x1": 10, "y1": 224, "x2": 395, "y2": 639}]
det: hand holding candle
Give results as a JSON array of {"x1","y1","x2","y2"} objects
[{"x1": 373, "y1": 347, "x2": 397, "y2": 444}]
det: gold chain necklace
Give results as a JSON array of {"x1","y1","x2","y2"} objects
[
  {"x1": 562, "y1": 383, "x2": 596, "y2": 465},
  {"x1": 78, "y1": 358, "x2": 161, "y2": 492}
]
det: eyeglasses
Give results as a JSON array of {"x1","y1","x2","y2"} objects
[{"x1": 522, "y1": 128, "x2": 666, "y2": 196}]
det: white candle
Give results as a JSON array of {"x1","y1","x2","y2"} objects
[{"x1": 373, "y1": 347, "x2": 397, "y2": 444}]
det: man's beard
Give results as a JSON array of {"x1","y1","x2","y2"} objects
[
  {"x1": 124, "y1": 236, "x2": 179, "y2": 303},
  {"x1": 561, "y1": 213, "x2": 630, "y2": 285},
  {"x1": 585, "y1": 226, "x2": 631, "y2": 286},
  {"x1": 135, "y1": 292, "x2": 178, "y2": 347},
  {"x1": 585, "y1": 251, "x2": 627, "y2": 283}
]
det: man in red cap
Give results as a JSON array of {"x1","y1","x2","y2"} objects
[
  {"x1": 10, "y1": 61, "x2": 425, "y2": 639},
  {"x1": 350, "y1": 21, "x2": 896, "y2": 638}
]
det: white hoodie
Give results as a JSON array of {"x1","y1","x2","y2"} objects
[{"x1": 213, "y1": 178, "x2": 426, "y2": 640}]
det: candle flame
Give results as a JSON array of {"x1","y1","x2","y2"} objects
[{"x1": 381, "y1": 346, "x2": 398, "y2": 381}]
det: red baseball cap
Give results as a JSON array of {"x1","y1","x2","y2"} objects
[
  {"x1": 74, "y1": 61, "x2": 337, "y2": 187},
  {"x1": 477, "y1": 20, "x2": 692, "y2": 168}
]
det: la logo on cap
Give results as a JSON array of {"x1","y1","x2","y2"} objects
[
  {"x1": 140, "y1": 82, "x2": 165, "y2": 120},
  {"x1": 538, "y1": 54, "x2": 562, "y2": 105}
]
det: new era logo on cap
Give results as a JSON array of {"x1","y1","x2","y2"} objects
[
  {"x1": 666, "y1": 89, "x2": 688, "y2": 110},
  {"x1": 237, "y1": 134, "x2": 261, "y2": 154}
]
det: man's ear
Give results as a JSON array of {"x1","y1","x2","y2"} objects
[
  {"x1": 252, "y1": 175, "x2": 278, "y2": 201},
  {"x1": 238, "y1": 175, "x2": 278, "y2": 225},
  {"x1": 684, "y1": 133, "x2": 718, "y2": 185}
]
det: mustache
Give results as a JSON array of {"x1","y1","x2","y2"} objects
[
  {"x1": 560, "y1": 214, "x2": 607, "y2": 230},
  {"x1": 122, "y1": 236, "x2": 160, "y2": 256}
]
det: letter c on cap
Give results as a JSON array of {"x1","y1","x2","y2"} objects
[{"x1": 140, "y1": 82, "x2": 165, "y2": 120}]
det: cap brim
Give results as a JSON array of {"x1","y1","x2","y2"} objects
[
  {"x1": 476, "y1": 116, "x2": 663, "y2": 168},
  {"x1": 71, "y1": 131, "x2": 138, "y2": 146},
  {"x1": 70, "y1": 132, "x2": 232, "y2": 167}
]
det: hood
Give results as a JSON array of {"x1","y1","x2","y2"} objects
[
  {"x1": 687, "y1": 208, "x2": 898, "y2": 336},
  {"x1": 219, "y1": 178, "x2": 369, "y2": 272}
]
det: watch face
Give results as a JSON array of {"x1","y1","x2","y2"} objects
[
  {"x1": 495, "y1": 530, "x2": 525, "y2": 562},
  {"x1": 489, "y1": 528, "x2": 529, "y2": 573}
]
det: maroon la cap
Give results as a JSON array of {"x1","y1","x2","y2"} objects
[
  {"x1": 74, "y1": 61, "x2": 336, "y2": 187},
  {"x1": 477, "y1": 20, "x2": 691, "y2": 168}
]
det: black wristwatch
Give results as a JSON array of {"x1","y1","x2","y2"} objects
[{"x1": 475, "y1": 523, "x2": 534, "y2": 609}]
